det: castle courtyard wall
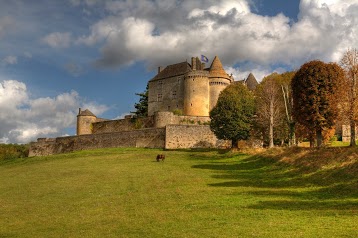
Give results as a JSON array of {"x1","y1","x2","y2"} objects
[
  {"x1": 29, "y1": 128, "x2": 165, "y2": 156},
  {"x1": 165, "y1": 125, "x2": 230, "y2": 149},
  {"x1": 92, "y1": 117, "x2": 154, "y2": 134}
]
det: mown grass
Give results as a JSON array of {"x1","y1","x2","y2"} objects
[{"x1": 0, "y1": 147, "x2": 357, "y2": 237}]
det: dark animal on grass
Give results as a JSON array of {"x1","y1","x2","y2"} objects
[{"x1": 156, "y1": 154, "x2": 165, "y2": 162}]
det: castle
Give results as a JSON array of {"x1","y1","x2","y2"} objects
[{"x1": 29, "y1": 56, "x2": 258, "y2": 156}]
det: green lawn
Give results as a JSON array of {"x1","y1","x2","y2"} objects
[{"x1": 0, "y1": 148, "x2": 357, "y2": 237}]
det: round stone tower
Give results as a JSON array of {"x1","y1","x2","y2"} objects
[
  {"x1": 76, "y1": 108, "x2": 97, "y2": 135},
  {"x1": 183, "y1": 59, "x2": 210, "y2": 116},
  {"x1": 208, "y1": 56, "x2": 234, "y2": 111}
]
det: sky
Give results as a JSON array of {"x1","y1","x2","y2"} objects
[{"x1": 0, "y1": 0, "x2": 357, "y2": 144}]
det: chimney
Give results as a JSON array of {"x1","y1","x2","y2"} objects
[
  {"x1": 158, "y1": 66, "x2": 163, "y2": 73},
  {"x1": 191, "y1": 57, "x2": 196, "y2": 70},
  {"x1": 78, "y1": 108, "x2": 82, "y2": 115}
]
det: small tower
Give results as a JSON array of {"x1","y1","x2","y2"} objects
[
  {"x1": 245, "y1": 73, "x2": 258, "y2": 91},
  {"x1": 183, "y1": 57, "x2": 210, "y2": 116},
  {"x1": 76, "y1": 108, "x2": 97, "y2": 135},
  {"x1": 208, "y1": 56, "x2": 233, "y2": 111}
]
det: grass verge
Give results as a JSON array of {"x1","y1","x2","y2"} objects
[{"x1": 0, "y1": 147, "x2": 357, "y2": 237}]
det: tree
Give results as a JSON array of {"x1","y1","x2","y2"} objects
[
  {"x1": 292, "y1": 60, "x2": 345, "y2": 147},
  {"x1": 255, "y1": 73, "x2": 283, "y2": 148},
  {"x1": 340, "y1": 48, "x2": 358, "y2": 146},
  {"x1": 210, "y1": 83, "x2": 256, "y2": 148},
  {"x1": 279, "y1": 71, "x2": 296, "y2": 146},
  {"x1": 132, "y1": 84, "x2": 148, "y2": 118}
]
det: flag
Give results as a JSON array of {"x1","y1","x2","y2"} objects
[{"x1": 201, "y1": 55, "x2": 209, "y2": 63}]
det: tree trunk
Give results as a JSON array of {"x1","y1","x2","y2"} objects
[
  {"x1": 350, "y1": 73, "x2": 357, "y2": 146},
  {"x1": 288, "y1": 122, "x2": 296, "y2": 146},
  {"x1": 231, "y1": 139, "x2": 238, "y2": 149},
  {"x1": 316, "y1": 129, "x2": 323, "y2": 147},
  {"x1": 350, "y1": 121, "x2": 356, "y2": 146},
  {"x1": 269, "y1": 100, "x2": 274, "y2": 148}
]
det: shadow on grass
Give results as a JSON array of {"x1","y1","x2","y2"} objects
[
  {"x1": 247, "y1": 199, "x2": 358, "y2": 211},
  {"x1": 191, "y1": 148, "x2": 358, "y2": 211}
]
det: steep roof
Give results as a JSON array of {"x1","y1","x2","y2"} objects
[
  {"x1": 209, "y1": 56, "x2": 229, "y2": 79},
  {"x1": 150, "y1": 61, "x2": 192, "y2": 81},
  {"x1": 245, "y1": 73, "x2": 258, "y2": 90},
  {"x1": 78, "y1": 109, "x2": 96, "y2": 117}
]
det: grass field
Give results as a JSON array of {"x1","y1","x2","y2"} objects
[{"x1": 0, "y1": 147, "x2": 357, "y2": 237}]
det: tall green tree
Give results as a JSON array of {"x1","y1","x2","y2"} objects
[
  {"x1": 210, "y1": 83, "x2": 256, "y2": 148},
  {"x1": 292, "y1": 60, "x2": 345, "y2": 147},
  {"x1": 132, "y1": 84, "x2": 148, "y2": 118}
]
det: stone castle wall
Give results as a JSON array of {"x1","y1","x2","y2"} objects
[
  {"x1": 341, "y1": 125, "x2": 358, "y2": 142},
  {"x1": 29, "y1": 128, "x2": 165, "y2": 156},
  {"x1": 148, "y1": 75, "x2": 185, "y2": 116},
  {"x1": 92, "y1": 116, "x2": 154, "y2": 134},
  {"x1": 165, "y1": 125, "x2": 230, "y2": 149},
  {"x1": 29, "y1": 124, "x2": 231, "y2": 156}
]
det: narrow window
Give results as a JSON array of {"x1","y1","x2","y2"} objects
[{"x1": 157, "y1": 93, "x2": 162, "y2": 102}]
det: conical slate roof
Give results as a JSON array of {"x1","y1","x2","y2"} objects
[
  {"x1": 78, "y1": 109, "x2": 96, "y2": 117},
  {"x1": 209, "y1": 56, "x2": 229, "y2": 78},
  {"x1": 245, "y1": 73, "x2": 258, "y2": 91}
]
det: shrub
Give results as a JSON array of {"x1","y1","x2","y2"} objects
[
  {"x1": 0, "y1": 144, "x2": 29, "y2": 161},
  {"x1": 172, "y1": 109, "x2": 183, "y2": 116}
]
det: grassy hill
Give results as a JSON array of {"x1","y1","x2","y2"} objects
[{"x1": 0, "y1": 147, "x2": 357, "y2": 237}]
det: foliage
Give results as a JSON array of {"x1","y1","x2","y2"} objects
[
  {"x1": 292, "y1": 60, "x2": 345, "y2": 147},
  {"x1": 340, "y1": 48, "x2": 358, "y2": 146},
  {"x1": 279, "y1": 71, "x2": 297, "y2": 146},
  {"x1": 172, "y1": 109, "x2": 183, "y2": 116},
  {"x1": 0, "y1": 144, "x2": 29, "y2": 160},
  {"x1": 132, "y1": 84, "x2": 148, "y2": 118},
  {"x1": 0, "y1": 147, "x2": 356, "y2": 237},
  {"x1": 255, "y1": 73, "x2": 284, "y2": 148},
  {"x1": 210, "y1": 83, "x2": 256, "y2": 148}
]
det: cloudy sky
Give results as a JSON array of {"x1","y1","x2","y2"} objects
[{"x1": 0, "y1": 0, "x2": 357, "y2": 143}]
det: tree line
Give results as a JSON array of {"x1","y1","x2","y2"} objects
[{"x1": 210, "y1": 48, "x2": 358, "y2": 148}]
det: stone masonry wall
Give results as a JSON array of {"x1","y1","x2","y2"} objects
[
  {"x1": 165, "y1": 125, "x2": 230, "y2": 149},
  {"x1": 342, "y1": 124, "x2": 358, "y2": 142},
  {"x1": 29, "y1": 128, "x2": 165, "y2": 156},
  {"x1": 92, "y1": 116, "x2": 154, "y2": 134}
]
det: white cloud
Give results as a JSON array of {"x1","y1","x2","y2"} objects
[
  {"x1": 1, "y1": 55, "x2": 18, "y2": 66},
  {"x1": 0, "y1": 79, "x2": 109, "y2": 143},
  {"x1": 42, "y1": 32, "x2": 72, "y2": 48},
  {"x1": 75, "y1": 0, "x2": 358, "y2": 72}
]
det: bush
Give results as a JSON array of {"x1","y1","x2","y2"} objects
[
  {"x1": 0, "y1": 144, "x2": 29, "y2": 161},
  {"x1": 172, "y1": 109, "x2": 183, "y2": 116}
]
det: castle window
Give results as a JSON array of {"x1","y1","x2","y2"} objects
[
  {"x1": 157, "y1": 80, "x2": 163, "y2": 90},
  {"x1": 172, "y1": 90, "x2": 177, "y2": 99},
  {"x1": 157, "y1": 93, "x2": 162, "y2": 102},
  {"x1": 168, "y1": 106, "x2": 171, "y2": 110}
]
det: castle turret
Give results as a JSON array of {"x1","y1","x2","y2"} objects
[
  {"x1": 76, "y1": 108, "x2": 97, "y2": 135},
  {"x1": 183, "y1": 57, "x2": 210, "y2": 116},
  {"x1": 245, "y1": 73, "x2": 258, "y2": 91},
  {"x1": 208, "y1": 56, "x2": 233, "y2": 111}
]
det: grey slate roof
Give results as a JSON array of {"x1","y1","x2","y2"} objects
[
  {"x1": 245, "y1": 73, "x2": 258, "y2": 91},
  {"x1": 150, "y1": 62, "x2": 192, "y2": 81},
  {"x1": 78, "y1": 109, "x2": 96, "y2": 117}
]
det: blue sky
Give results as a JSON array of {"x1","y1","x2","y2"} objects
[{"x1": 0, "y1": 0, "x2": 357, "y2": 143}]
